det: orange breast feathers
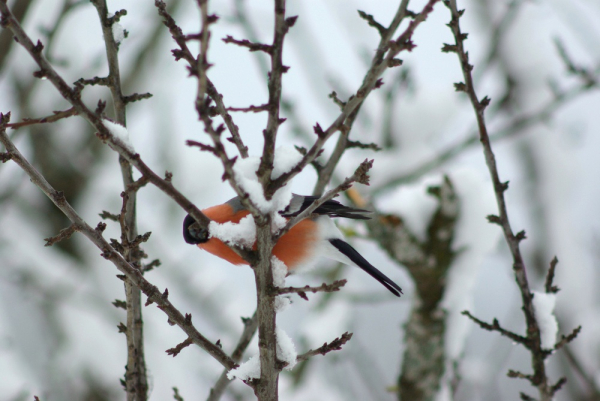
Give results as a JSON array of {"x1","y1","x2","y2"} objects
[{"x1": 199, "y1": 204, "x2": 319, "y2": 270}]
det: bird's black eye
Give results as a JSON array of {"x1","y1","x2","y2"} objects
[{"x1": 183, "y1": 214, "x2": 209, "y2": 244}]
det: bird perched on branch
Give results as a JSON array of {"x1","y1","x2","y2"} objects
[{"x1": 183, "y1": 194, "x2": 402, "y2": 297}]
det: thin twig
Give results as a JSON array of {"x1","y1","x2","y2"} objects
[
  {"x1": 44, "y1": 224, "x2": 79, "y2": 246},
  {"x1": 207, "y1": 312, "x2": 258, "y2": 401},
  {"x1": 276, "y1": 159, "x2": 373, "y2": 241},
  {"x1": 544, "y1": 256, "x2": 559, "y2": 294},
  {"x1": 461, "y1": 311, "x2": 529, "y2": 346},
  {"x1": 222, "y1": 35, "x2": 272, "y2": 53},
  {"x1": 166, "y1": 337, "x2": 193, "y2": 357},
  {"x1": 296, "y1": 332, "x2": 353, "y2": 363},
  {"x1": 6, "y1": 107, "x2": 78, "y2": 129},
  {"x1": 227, "y1": 104, "x2": 269, "y2": 113},
  {"x1": 276, "y1": 280, "x2": 347, "y2": 300},
  {"x1": 255, "y1": 0, "x2": 294, "y2": 188},
  {"x1": 272, "y1": 0, "x2": 440, "y2": 199},
  {"x1": 195, "y1": 0, "x2": 211, "y2": 103}
]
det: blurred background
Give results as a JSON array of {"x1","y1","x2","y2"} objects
[{"x1": 1, "y1": 0, "x2": 599, "y2": 400}]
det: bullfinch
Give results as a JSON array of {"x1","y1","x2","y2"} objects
[{"x1": 183, "y1": 195, "x2": 402, "y2": 297}]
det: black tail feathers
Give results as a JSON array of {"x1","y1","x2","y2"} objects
[{"x1": 329, "y1": 238, "x2": 403, "y2": 297}]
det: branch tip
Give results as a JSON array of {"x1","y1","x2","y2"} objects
[
  {"x1": 112, "y1": 299, "x2": 127, "y2": 309},
  {"x1": 166, "y1": 338, "x2": 193, "y2": 357}
]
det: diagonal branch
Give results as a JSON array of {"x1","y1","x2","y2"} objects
[
  {"x1": 0, "y1": 0, "x2": 212, "y2": 231},
  {"x1": 270, "y1": 0, "x2": 440, "y2": 199},
  {"x1": 0, "y1": 117, "x2": 237, "y2": 372},
  {"x1": 275, "y1": 159, "x2": 373, "y2": 241},
  {"x1": 207, "y1": 312, "x2": 259, "y2": 401}
]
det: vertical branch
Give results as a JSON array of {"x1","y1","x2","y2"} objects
[
  {"x1": 254, "y1": 223, "x2": 279, "y2": 401},
  {"x1": 257, "y1": 0, "x2": 289, "y2": 189},
  {"x1": 253, "y1": 1, "x2": 289, "y2": 399},
  {"x1": 196, "y1": 0, "x2": 210, "y2": 102},
  {"x1": 443, "y1": 1, "x2": 554, "y2": 399},
  {"x1": 90, "y1": 1, "x2": 148, "y2": 399}
]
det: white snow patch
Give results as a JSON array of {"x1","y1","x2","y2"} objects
[
  {"x1": 271, "y1": 146, "x2": 303, "y2": 179},
  {"x1": 532, "y1": 291, "x2": 558, "y2": 350},
  {"x1": 276, "y1": 327, "x2": 297, "y2": 370},
  {"x1": 112, "y1": 22, "x2": 125, "y2": 44},
  {"x1": 435, "y1": 169, "x2": 501, "y2": 401},
  {"x1": 232, "y1": 159, "x2": 287, "y2": 230},
  {"x1": 301, "y1": 300, "x2": 350, "y2": 346},
  {"x1": 274, "y1": 295, "x2": 291, "y2": 312},
  {"x1": 103, "y1": 119, "x2": 134, "y2": 152},
  {"x1": 208, "y1": 214, "x2": 256, "y2": 248},
  {"x1": 272, "y1": 255, "x2": 291, "y2": 312},
  {"x1": 227, "y1": 355, "x2": 261, "y2": 381},
  {"x1": 377, "y1": 175, "x2": 441, "y2": 241},
  {"x1": 271, "y1": 255, "x2": 287, "y2": 287},
  {"x1": 441, "y1": 168, "x2": 500, "y2": 360},
  {"x1": 226, "y1": 327, "x2": 297, "y2": 382}
]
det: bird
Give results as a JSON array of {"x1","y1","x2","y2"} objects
[{"x1": 183, "y1": 194, "x2": 402, "y2": 297}]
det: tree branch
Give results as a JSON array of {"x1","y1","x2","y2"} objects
[
  {"x1": 275, "y1": 280, "x2": 347, "y2": 300},
  {"x1": 296, "y1": 332, "x2": 353, "y2": 363},
  {"x1": 207, "y1": 312, "x2": 259, "y2": 401},
  {"x1": 0, "y1": 116, "x2": 237, "y2": 372},
  {"x1": 443, "y1": 1, "x2": 568, "y2": 398},
  {"x1": 271, "y1": 0, "x2": 440, "y2": 199}
]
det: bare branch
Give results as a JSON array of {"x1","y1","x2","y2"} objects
[
  {"x1": 357, "y1": 10, "x2": 386, "y2": 37},
  {"x1": 6, "y1": 107, "x2": 77, "y2": 129},
  {"x1": 0, "y1": 120, "x2": 237, "y2": 371},
  {"x1": 44, "y1": 224, "x2": 79, "y2": 246},
  {"x1": 273, "y1": 0, "x2": 440, "y2": 199},
  {"x1": 166, "y1": 338, "x2": 193, "y2": 357},
  {"x1": 276, "y1": 280, "x2": 347, "y2": 300},
  {"x1": 544, "y1": 257, "x2": 559, "y2": 294},
  {"x1": 553, "y1": 326, "x2": 582, "y2": 351},
  {"x1": 0, "y1": 1, "x2": 212, "y2": 231},
  {"x1": 195, "y1": 0, "x2": 212, "y2": 104},
  {"x1": 443, "y1": 2, "x2": 570, "y2": 398},
  {"x1": 461, "y1": 311, "x2": 529, "y2": 346},
  {"x1": 296, "y1": 332, "x2": 353, "y2": 363},
  {"x1": 173, "y1": 387, "x2": 185, "y2": 401},
  {"x1": 222, "y1": 35, "x2": 272, "y2": 53},
  {"x1": 207, "y1": 312, "x2": 258, "y2": 401},
  {"x1": 275, "y1": 159, "x2": 373, "y2": 241},
  {"x1": 226, "y1": 104, "x2": 269, "y2": 113}
]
